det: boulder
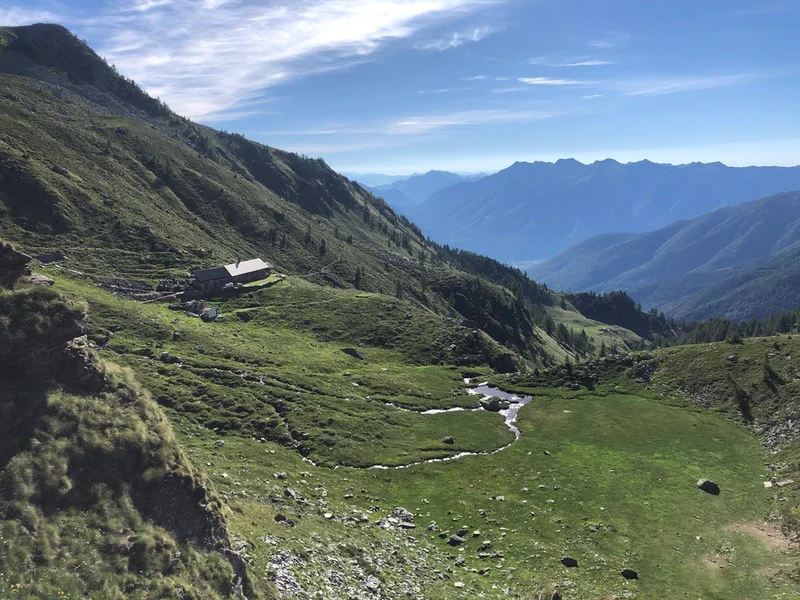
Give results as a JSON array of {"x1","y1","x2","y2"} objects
[
  {"x1": 273, "y1": 514, "x2": 295, "y2": 527},
  {"x1": 480, "y1": 397, "x2": 501, "y2": 412},
  {"x1": 28, "y1": 273, "x2": 54, "y2": 286},
  {"x1": 442, "y1": 436, "x2": 455, "y2": 444},
  {"x1": 697, "y1": 479, "x2": 720, "y2": 495},
  {"x1": 0, "y1": 244, "x2": 32, "y2": 288},
  {"x1": 448, "y1": 535, "x2": 466, "y2": 546},
  {"x1": 561, "y1": 556, "x2": 578, "y2": 568},
  {"x1": 391, "y1": 507, "x2": 414, "y2": 522},
  {"x1": 341, "y1": 347, "x2": 365, "y2": 360},
  {"x1": 621, "y1": 568, "x2": 639, "y2": 579}
]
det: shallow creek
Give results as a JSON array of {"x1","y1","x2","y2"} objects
[{"x1": 363, "y1": 383, "x2": 534, "y2": 470}]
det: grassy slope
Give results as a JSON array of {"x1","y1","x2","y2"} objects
[
  {"x1": 650, "y1": 335, "x2": 800, "y2": 542},
  {"x1": 180, "y1": 390, "x2": 792, "y2": 600},
  {"x1": 42, "y1": 272, "x2": 799, "y2": 599},
  {"x1": 0, "y1": 67, "x2": 600, "y2": 368},
  {"x1": 0, "y1": 287, "x2": 253, "y2": 599}
]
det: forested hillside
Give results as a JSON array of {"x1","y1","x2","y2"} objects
[{"x1": 530, "y1": 192, "x2": 800, "y2": 321}]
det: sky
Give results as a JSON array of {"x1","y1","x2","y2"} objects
[{"x1": 3, "y1": 0, "x2": 800, "y2": 175}]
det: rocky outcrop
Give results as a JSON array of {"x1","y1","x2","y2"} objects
[{"x1": 0, "y1": 242, "x2": 31, "y2": 288}]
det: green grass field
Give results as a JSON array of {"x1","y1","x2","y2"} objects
[{"x1": 36, "y1": 270, "x2": 799, "y2": 599}]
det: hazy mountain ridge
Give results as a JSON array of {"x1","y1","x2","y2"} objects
[
  {"x1": 363, "y1": 170, "x2": 484, "y2": 210},
  {"x1": 530, "y1": 191, "x2": 800, "y2": 320},
  {"x1": 411, "y1": 158, "x2": 800, "y2": 262}
]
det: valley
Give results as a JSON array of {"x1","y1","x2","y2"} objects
[
  {"x1": 10, "y1": 265, "x2": 796, "y2": 599},
  {"x1": 0, "y1": 21, "x2": 798, "y2": 600}
]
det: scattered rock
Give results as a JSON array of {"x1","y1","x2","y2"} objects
[
  {"x1": 36, "y1": 251, "x2": 67, "y2": 264},
  {"x1": 727, "y1": 355, "x2": 739, "y2": 363},
  {"x1": 366, "y1": 575, "x2": 380, "y2": 592},
  {"x1": 442, "y1": 436, "x2": 455, "y2": 444},
  {"x1": 103, "y1": 198, "x2": 116, "y2": 207},
  {"x1": 561, "y1": 556, "x2": 578, "y2": 568},
  {"x1": 776, "y1": 479, "x2": 794, "y2": 487},
  {"x1": 544, "y1": 450, "x2": 551, "y2": 456},
  {"x1": 480, "y1": 397, "x2": 501, "y2": 412},
  {"x1": 274, "y1": 514, "x2": 295, "y2": 527},
  {"x1": 28, "y1": 273, "x2": 54, "y2": 286},
  {"x1": 274, "y1": 472, "x2": 288, "y2": 480},
  {"x1": 697, "y1": 479, "x2": 721, "y2": 495},
  {"x1": 621, "y1": 568, "x2": 639, "y2": 579},
  {"x1": 448, "y1": 535, "x2": 466, "y2": 546},
  {"x1": 51, "y1": 164, "x2": 70, "y2": 176},
  {"x1": 341, "y1": 347, "x2": 365, "y2": 360},
  {"x1": 214, "y1": 439, "x2": 225, "y2": 448},
  {"x1": 551, "y1": 587, "x2": 562, "y2": 600},
  {"x1": 391, "y1": 507, "x2": 414, "y2": 522}
]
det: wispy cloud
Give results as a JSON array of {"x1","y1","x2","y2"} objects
[
  {"x1": 561, "y1": 60, "x2": 614, "y2": 67},
  {"x1": 530, "y1": 55, "x2": 614, "y2": 67},
  {"x1": 518, "y1": 77, "x2": 593, "y2": 86},
  {"x1": 0, "y1": 6, "x2": 62, "y2": 25},
  {"x1": 624, "y1": 73, "x2": 758, "y2": 96},
  {"x1": 463, "y1": 74, "x2": 512, "y2": 81},
  {"x1": 31, "y1": 0, "x2": 505, "y2": 121},
  {"x1": 387, "y1": 108, "x2": 557, "y2": 134},
  {"x1": 582, "y1": 94, "x2": 603, "y2": 99},
  {"x1": 415, "y1": 25, "x2": 499, "y2": 51},
  {"x1": 417, "y1": 87, "x2": 469, "y2": 94}
]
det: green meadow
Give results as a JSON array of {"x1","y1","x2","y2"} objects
[{"x1": 38, "y1": 270, "x2": 798, "y2": 599}]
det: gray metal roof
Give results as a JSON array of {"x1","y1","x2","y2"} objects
[
  {"x1": 225, "y1": 258, "x2": 270, "y2": 277},
  {"x1": 193, "y1": 266, "x2": 229, "y2": 282},
  {"x1": 194, "y1": 258, "x2": 270, "y2": 282}
]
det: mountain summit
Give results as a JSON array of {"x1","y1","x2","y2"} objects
[{"x1": 411, "y1": 159, "x2": 800, "y2": 262}]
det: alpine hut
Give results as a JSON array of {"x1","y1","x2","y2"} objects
[{"x1": 193, "y1": 258, "x2": 270, "y2": 292}]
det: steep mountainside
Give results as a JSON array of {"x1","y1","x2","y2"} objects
[
  {"x1": 0, "y1": 23, "x2": 617, "y2": 366},
  {"x1": 530, "y1": 192, "x2": 800, "y2": 320},
  {"x1": 412, "y1": 158, "x2": 800, "y2": 262}
]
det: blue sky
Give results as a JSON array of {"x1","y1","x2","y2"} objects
[{"x1": 3, "y1": 0, "x2": 800, "y2": 174}]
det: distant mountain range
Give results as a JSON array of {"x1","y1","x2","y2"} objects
[
  {"x1": 407, "y1": 159, "x2": 800, "y2": 262},
  {"x1": 529, "y1": 192, "x2": 800, "y2": 321},
  {"x1": 365, "y1": 171, "x2": 484, "y2": 209}
]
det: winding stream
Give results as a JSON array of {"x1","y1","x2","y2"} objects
[{"x1": 365, "y1": 383, "x2": 533, "y2": 470}]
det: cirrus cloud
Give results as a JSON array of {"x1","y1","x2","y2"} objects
[{"x1": 11, "y1": 0, "x2": 507, "y2": 121}]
